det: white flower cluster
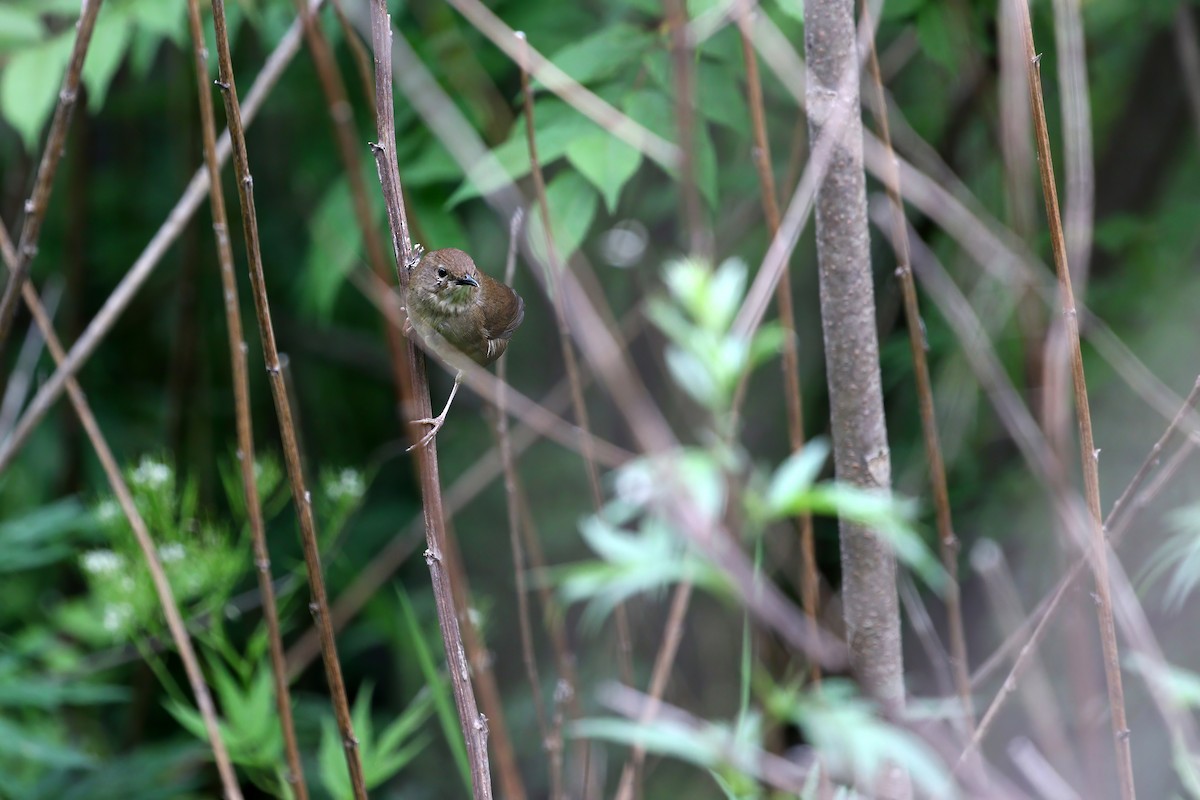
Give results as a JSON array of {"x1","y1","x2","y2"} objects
[
  {"x1": 159, "y1": 543, "x2": 186, "y2": 563},
  {"x1": 132, "y1": 456, "x2": 172, "y2": 489},
  {"x1": 102, "y1": 603, "x2": 133, "y2": 633},
  {"x1": 325, "y1": 468, "x2": 365, "y2": 501},
  {"x1": 81, "y1": 549, "x2": 124, "y2": 575}
]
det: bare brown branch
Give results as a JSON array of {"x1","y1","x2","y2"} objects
[
  {"x1": 206, "y1": 1, "x2": 367, "y2": 796},
  {"x1": 182, "y1": 0, "x2": 307, "y2": 795}
]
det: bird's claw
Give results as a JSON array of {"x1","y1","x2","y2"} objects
[{"x1": 407, "y1": 412, "x2": 448, "y2": 451}]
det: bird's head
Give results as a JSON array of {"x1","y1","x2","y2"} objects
[{"x1": 411, "y1": 248, "x2": 480, "y2": 312}]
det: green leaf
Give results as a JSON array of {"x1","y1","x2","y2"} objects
[
  {"x1": 540, "y1": 23, "x2": 655, "y2": 87},
  {"x1": 0, "y1": 7, "x2": 44, "y2": 52},
  {"x1": 526, "y1": 171, "x2": 598, "y2": 264},
  {"x1": 916, "y1": 5, "x2": 957, "y2": 72},
  {"x1": 82, "y1": 9, "x2": 133, "y2": 112},
  {"x1": 124, "y1": 0, "x2": 186, "y2": 45},
  {"x1": 447, "y1": 109, "x2": 592, "y2": 206},
  {"x1": 694, "y1": 122, "x2": 719, "y2": 208},
  {"x1": 0, "y1": 36, "x2": 72, "y2": 151},
  {"x1": 882, "y1": 0, "x2": 926, "y2": 19},
  {"x1": 394, "y1": 588, "x2": 472, "y2": 794},
  {"x1": 301, "y1": 177, "x2": 363, "y2": 320},
  {"x1": 766, "y1": 439, "x2": 831, "y2": 514},
  {"x1": 567, "y1": 128, "x2": 643, "y2": 213}
]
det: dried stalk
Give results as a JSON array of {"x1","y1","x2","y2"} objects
[
  {"x1": 288, "y1": 0, "x2": 411, "y2": 410},
  {"x1": 0, "y1": 230, "x2": 242, "y2": 799},
  {"x1": 1014, "y1": 5, "x2": 1134, "y2": 796},
  {"x1": 858, "y1": 0, "x2": 973, "y2": 735},
  {"x1": 494, "y1": 209, "x2": 554, "y2": 795},
  {"x1": 516, "y1": 24, "x2": 636, "y2": 725},
  {"x1": 0, "y1": 0, "x2": 103, "y2": 351},
  {"x1": 734, "y1": 0, "x2": 819, "y2": 685},
  {"x1": 369, "y1": 3, "x2": 493, "y2": 797},
  {"x1": 664, "y1": 0, "x2": 707, "y2": 259},
  {"x1": 0, "y1": 1, "x2": 325, "y2": 475},
  {"x1": 206, "y1": 1, "x2": 367, "y2": 796},
  {"x1": 182, "y1": 0, "x2": 307, "y2": 795}
]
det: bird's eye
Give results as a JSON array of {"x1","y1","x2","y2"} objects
[{"x1": 436, "y1": 267, "x2": 448, "y2": 278}]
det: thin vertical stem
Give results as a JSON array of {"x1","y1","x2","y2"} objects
[
  {"x1": 182, "y1": 1, "x2": 308, "y2": 796},
  {"x1": 734, "y1": 0, "x2": 820, "y2": 686},
  {"x1": 495, "y1": 209, "x2": 555, "y2": 796},
  {"x1": 1014, "y1": 4, "x2": 1135, "y2": 797},
  {"x1": 206, "y1": 2, "x2": 367, "y2": 796},
  {"x1": 517, "y1": 29, "x2": 636, "y2": 704},
  {"x1": 369, "y1": 4, "x2": 493, "y2": 797},
  {"x1": 858, "y1": 0, "x2": 973, "y2": 735},
  {"x1": 0, "y1": 0, "x2": 103, "y2": 351}
]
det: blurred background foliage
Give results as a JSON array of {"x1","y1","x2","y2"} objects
[{"x1": 2, "y1": 0, "x2": 1200, "y2": 796}]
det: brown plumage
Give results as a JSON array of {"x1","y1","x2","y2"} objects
[{"x1": 403, "y1": 247, "x2": 525, "y2": 448}]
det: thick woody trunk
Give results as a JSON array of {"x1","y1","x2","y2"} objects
[{"x1": 804, "y1": 0, "x2": 909, "y2": 795}]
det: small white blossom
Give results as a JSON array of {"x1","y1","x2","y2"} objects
[
  {"x1": 325, "y1": 468, "x2": 364, "y2": 501},
  {"x1": 132, "y1": 456, "x2": 171, "y2": 489},
  {"x1": 82, "y1": 549, "x2": 123, "y2": 575},
  {"x1": 95, "y1": 499, "x2": 120, "y2": 524},
  {"x1": 159, "y1": 543, "x2": 186, "y2": 563},
  {"x1": 102, "y1": 603, "x2": 133, "y2": 633}
]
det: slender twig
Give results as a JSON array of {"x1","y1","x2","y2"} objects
[
  {"x1": 515, "y1": 26, "x2": 636, "y2": 734},
  {"x1": 734, "y1": 0, "x2": 818, "y2": 685},
  {"x1": 369, "y1": 4, "x2": 493, "y2": 798},
  {"x1": 206, "y1": 2, "x2": 367, "y2": 796},
  {"x1": 1014, "y1": 6, "x2": 1134, "y2": 796},
  {"x1": 0, "y1": 0, "x2": 103, "y2": 351},
  {"x1": 0, "y1": 228, "x2": 243, "y2": 798},
  {"x1": 1175, "y1": 5, "x2": 1200, "y2": 144},
  {"x1": 1050, "y1": 0, "x2": 1094, "y2": 288},
  {"x1": 443, "y1": 0, "x2": 679, "y2": 170},
  {"x1": 330, "y1": 0, "x2": 378, "y2": 115},
  {"x1": 288, "y1": 0, "x2": 411, "y2": 416},
  {"x1": 613, "y1": 581, "x2": 693, "y2": 800},
  {"x1": 600, "y1": 683, "x2": 812, "y2": 796},
  {"x1": 0, "y1": 2, "x2": 325, "y2": 476},
  {"x1": 970, "y1": 540, "x2": 1079, "y2": 785},
  {"x1": 858, "y1": 0, "x2": 973, "y2": 735},
  {"x1": 300, "y1": 8, "x2": 532, "y2": 786},
  {"x1": 877, "y1": 212, "x2": 1161, "y2": 781},
  {"x1": 969, "y1": 376, "x2": 1200, "y2": 692},
  {"x1": 182, "y1": 1, "x2": 307, "y2": 795},
  {"x1": 0, "y1": 276, "x2": 58, "y2": 441},
  {"x1": 494, "y1": 209, "x2": 554, "y2": 794}
]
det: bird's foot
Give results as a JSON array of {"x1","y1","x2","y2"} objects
[{"x1": 407, "y1": 409, "x2": 449, "y2": 451}]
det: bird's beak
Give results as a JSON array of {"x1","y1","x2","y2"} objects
[{"x1": 455, "y1": 275, "x2": 479, "y2": 287}]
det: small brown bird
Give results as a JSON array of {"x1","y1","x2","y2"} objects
[{"x1": 404, "y1": 247, "x2": 525, "y2": 449}]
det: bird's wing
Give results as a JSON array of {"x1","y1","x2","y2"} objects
[{"x1": 480, "y1": 282, "x2": 525, "y2": 363}]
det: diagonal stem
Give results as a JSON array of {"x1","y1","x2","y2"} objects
[
  {"x1": 0, "y1": 227, "x2": 243, "y2": 799},
  {"x1": 206, "y1": 1, "x2": 367, "y2": 796},
  {"x1": 182, "y1": 0, "x2": 308, "y2": 795}
]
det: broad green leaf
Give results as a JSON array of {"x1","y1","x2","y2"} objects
[
  {"x1": 0, "y1": 7, "x2": 44, "y2": 52},
  {"x1": 539, "y1": 23, "x2": 655, "y2": 87},
  {"x1": 125, "y1": 0, "x2": 186, "y2": 44},
  {"x1": 447, "y1": 112, "x2": 592, "y2": 206},
  {"x1": 301, "y1": 177, "x2": 363, "y2": 320},
  {"x1": 916, "y1": 4, "x2": 957, "y2": 72},
  {"x1": 82, "y1": 9, "x2": 133, "y2": 112},
  {"x1": 526, "y1": 171, "x2": 598, "y2": 264},
  {"x1": 566, "y1": 127, "x2": 643, "y2": 213},
  {"x1": 0, "y1": 37, "x2": 73, "y2": 151}
]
